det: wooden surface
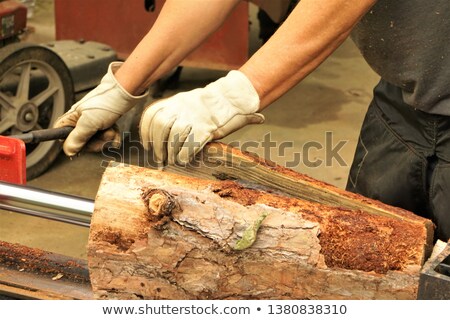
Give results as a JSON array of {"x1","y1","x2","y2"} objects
[{"x1": 87, "y1": 160, "x2": 432, "y2": 299}]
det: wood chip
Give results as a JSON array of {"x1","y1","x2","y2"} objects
[{"x1": 52, "y1": 273, "x2": 64, "y2": 281}]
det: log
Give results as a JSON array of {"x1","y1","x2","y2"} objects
[{"x1": 88, "y1": 158, "x2": 432, "y2": 299}]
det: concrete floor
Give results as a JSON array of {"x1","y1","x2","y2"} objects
[{"x1": 0, "y1": 1, "x2": 379, "y2": 259}]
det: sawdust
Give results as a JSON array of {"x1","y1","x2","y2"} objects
[
  {"x1": 319, "y1": 211, "x2": 422, "y2": 273},
  {"x1": 211, "y1": 180, "x2": 323, "y2": 223},
  {"x1": 212, "y1": 180, "x2": 258, "y2": 206},
  {"x1": 0, "y1": 241, "x2": 89, "y2": 282}
]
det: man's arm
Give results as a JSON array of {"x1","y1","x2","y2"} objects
[
  {"x1": 54, "y1": 0, "x2": 241, "y2": 156},
  {"x1": 115, "y1": 0, "x2": 242, "y2": 95},
  {"x1": 139, "y1": 0, "x2": 378, "y2": 165},
  {"x1": 240, "y1": 0, "x2": 377, "y2": 108}
]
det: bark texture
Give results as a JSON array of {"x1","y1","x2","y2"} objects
[{"x1": 88, "y1": 156, "x2": 432, "y2": 299}]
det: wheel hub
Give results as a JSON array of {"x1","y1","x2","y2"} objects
[{"x1": 16, "y1": 102, "x2": 38, "y2": 132}]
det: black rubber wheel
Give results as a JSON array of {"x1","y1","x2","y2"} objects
[{"x1": 0, "y1": 43, "x2": 74, "y2": 180}]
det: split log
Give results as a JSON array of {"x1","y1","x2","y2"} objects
[
  {"x1": 169, "y1": 142, "x2": 435, "y2": 243},
  {"x1": 88, "y1": 159, "x2": 432, "y2": 299}
]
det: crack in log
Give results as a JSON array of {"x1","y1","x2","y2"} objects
[
  {"x1": 212, "y1": 206, "x2": 229, "y2": 241},
  {"x1": 159, "y1": 271, "x2": 190, "y2": 297},
  {"x1": 173, "y1": 248, "x2": 197, "y2": 270},
  {"x1": 263, "y1": 224, "x2": 317, "y2": 231},
  {"x1": 225, "y1": 221, "x2": 239, "y2": 243}
]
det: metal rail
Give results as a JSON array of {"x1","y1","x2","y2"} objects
[
  {"x1": 0, "y1": 240, "x2": 92, "y2": 299},
  {"x1": 0, "y1": 181, "x2": 93, "y2": 227}
]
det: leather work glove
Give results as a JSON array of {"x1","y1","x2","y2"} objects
[
  {"x1": 140, "y1": 70, "x2": 264, "y2": 165},
  {"x1": 54, "y1": 62, "x2": 148, "y2": 156}
]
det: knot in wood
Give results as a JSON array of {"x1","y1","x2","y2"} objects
[{"x1": 141, "y1": 188, "x2": 179, "y2": 221}]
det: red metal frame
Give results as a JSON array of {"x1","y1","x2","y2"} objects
[{"x1": 54, "y1": 0, "x2": 249, "y2": 70}]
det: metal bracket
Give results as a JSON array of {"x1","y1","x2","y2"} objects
[{"x1": 418, "y1": 242, "x2": 450, "y2": 299}]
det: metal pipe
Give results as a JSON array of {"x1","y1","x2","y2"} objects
[{"x1": 0, "y1": 181, "x2": 93, "y2": 227}]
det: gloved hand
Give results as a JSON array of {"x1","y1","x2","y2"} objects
[
  {"x1": 54, "y1": 62, "x2": 148, "y2": 156},
  {"x1": 140, "y1": 70, "x2": 264, "y2": 165}
]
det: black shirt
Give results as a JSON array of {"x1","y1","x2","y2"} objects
[{"x1": 351, "y1": 0, "x2": 450, "y2": 115}]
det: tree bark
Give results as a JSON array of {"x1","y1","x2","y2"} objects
[{"x1": 88, "y1": 156, "x2": 432, "y2": 299}]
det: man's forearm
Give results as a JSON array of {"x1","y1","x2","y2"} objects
[
  {"x1": 115, "y1": 0, "x2": 241, "y2": 95},
  {"x1": 240, "y1": 0, "x2": 377, "y2": 109}
]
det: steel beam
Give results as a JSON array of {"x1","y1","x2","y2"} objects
[{"x1": 0, "y1": 181, "x2": 93, "y2": 227}]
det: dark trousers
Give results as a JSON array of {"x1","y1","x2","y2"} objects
[{"x1": 346, "y1": 80, "x2": 450, "y2": 241}]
